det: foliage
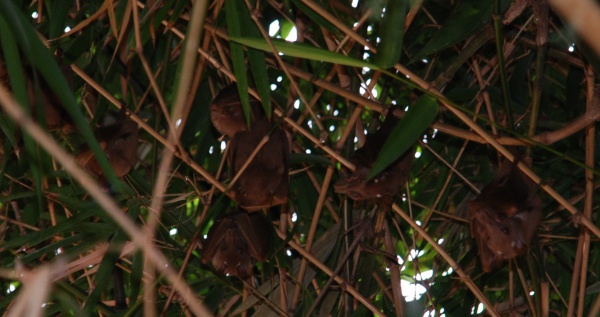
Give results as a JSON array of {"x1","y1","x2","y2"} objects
[{"x1": 0, "y1": 0, "x2": 599, "y2": 316}]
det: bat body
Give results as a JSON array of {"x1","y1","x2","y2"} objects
[
  {"x1": 334, "y1": 111, "x2": 413, "y2": 202},
  {"x1": 468, "y1": 160, "x2": 542, "y2": 272},
  {"x1": 76, "y1": 119, "x2": 139, "y2": 178},
  {"x1": 1, "y1": 54, "x2": 75, "y2": 133},
  {"x1": 26, "y1": 73, "x2": 74, "y2": 133},
  {"x1": 210, "y1": 84, "x2": 289, "y2": 210},
  {"x1": 210, "y1": 84, "x2": 266, "y2": 137},
  {"x1": 228, "y1": 119, "x2": 290, "y2": 211},
  {"x1": 201, "y1": 212, "x2": 272, "y2": 278}
]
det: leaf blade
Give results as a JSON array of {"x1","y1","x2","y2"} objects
[
  {"x1": 226, "y1": 0, "x2": 251, "y2": 126},
  {"x1": 375, "y1": 0, "x2": 408, "y2": 68},
  {"x1": 230, "y1": 36, "x2": 382, "y2": 70},
  {"x1": 368, "y1": 95, "x2": 438, "y2": 179}
]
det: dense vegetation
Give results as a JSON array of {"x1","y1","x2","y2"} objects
[{"x1": 0, "y1": 0, "x2": 599, "y2": 316}]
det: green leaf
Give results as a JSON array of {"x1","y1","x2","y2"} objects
[
  {"x1": 48, "y1": 1, "x2": 71, "y2": 40},
  {"x1": 375, "y1": 0, "x2": 408, "y2": 68},
  {"x1": 0, "y1": 14, "x2": 47, "y2": 217},
  {"x1": 0, "y1": 211, "x2": 96, "y2": 250},
  {"x1": 368, "y1": 95, "x2": 438, "y2": 179},
  {"x1": 226, "y1": 0, "x2": 251, "y2": 126},
  {"x1": 0, "y1": 1, "x2": 122, "y2": 189},
  {"x1": 229, "y1": 36, "x2": 382, "y2": 70},
  {"x1": 289, "y1": 0, "x2": 338, "y2": 33},
  {"x1": 412, "y1": 0, "x2": 509, "y2": 61},
  {"x1": 85, "y1": 230, "x2": 128, "y2": 313},
  {"x1": 236, "y1": 0, "x2": 272, "y2": 118},
  {"x1": 129, "y1": 250, "x2": 144, "y2": 307}
]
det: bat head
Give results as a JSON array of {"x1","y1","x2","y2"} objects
[
  {"x1": 468, "y1": 160, "x2": 542, "y2": 272},
  {"x1": 469, "y1": 203, "x2": 526, "y2": 271},
  {"x1": 210, "y1": 84, "x2": 266, "y2": 137}
]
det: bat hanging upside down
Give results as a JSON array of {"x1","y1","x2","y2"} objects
[
  {"x1": 201, "y1": 211, "x2": 273, "y2": 278},
  {"x1": 334, "y1": 109, "x2": 413, "y2": 205},
  {"x1": 75, "y1": 117, "x2": 139, "y2": 178},
  {"x1": 210, "y1": 83, "x2": 290, "y2": 211},
  {"x1": 468, "y1": 159, "x2": 542, "y2": 272},
  {"x1": 227, "y1": 119, "x2": 290, "y2": 211}
]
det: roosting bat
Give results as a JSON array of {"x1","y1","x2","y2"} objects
[
  {"x1": 210, "y1": 84, "x2": 267, "y2": 137},
  {"x1": 468, "y1": 160, "x2": 542, "y2": 273},
  {"x1": 26, "y1": 72, "x2": 75, "y2": 133},
  {"x1": 75, "y1": 118, "x2": 139, "y2": 178},
  {"x1": 334, "y1": 110, "x2": 414, "y2": 204},
  {"x1": 201, "y1": 212, "x2": 273, "y2": 278},
  {"x1": 0, "y1": 54, "x2": 75, "y2": 133},
  {"x1": 228, "y1": 119, "x2": 290, "y2": 211}
]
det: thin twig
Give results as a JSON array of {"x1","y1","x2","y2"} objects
[{"x1": 0, "y1": 79, "x2": 213, "y2": 317}]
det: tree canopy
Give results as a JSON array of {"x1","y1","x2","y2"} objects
[{"x1": 0, "y1": 0, "x2": 599, "y2": 316}]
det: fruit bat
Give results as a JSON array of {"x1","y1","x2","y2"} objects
[
  {"x1": 75, "y1": 118, "x2": 139, "y2": 178},
  {"x1": 228, "y1": 119, "x2": 290, "y2": 211},
  {"x1": 0, "y1": 53, "x2": 75, "y2": 133},
  {"x1": 201, "y1": 212, "x2": 273, "y2": 278},
  {"x1": 468, "y1": 160, "x2": 542, "y2": 273},
  {"x1": 210, "y1": 84, "x2": 267, "y2": 137},
  {"x1": 334, "y1": 110, "x2": 414, "y2": 203}
]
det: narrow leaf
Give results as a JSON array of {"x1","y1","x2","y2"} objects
[
  {"x1": 226, "y1": 0, "x2": 251, "y2": 126},
  {"x1": 230, "y1": 36, "x2": 382, "y2": 70},
  {"x1": 368, "y1": 95, "x2": 438, "y2": 179},
  {"x1": 0, "y1": 1, "x2": 122, "y2": 188},
  {"x1": 289, "y1": 0, "x2": 338, "y2": 33},
  {"x1": 412, "y1": 0, "x2": 510, "y2": 61},
  {"x1": 49, "y1": 1, "x2": 71, "y2": 40},
  {"x1": 375, "y1": 0, "x2": 408, "y2": 68},
  {"x1": 236, "y1": 0, "x2": 272, "y2": 118}
]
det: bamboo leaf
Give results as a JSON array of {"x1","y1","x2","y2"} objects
[
  {"x1": 237, "y1": 0, "x2": 272, "y2": 118},
  {"x1": 375, "y1": 0, "x2": 408, "y2": 68},
  {"x1": 412, "y1": 0, "x2": 510, "y2": 61},
  {"x1": 48, "y1": 1, "x2": 71, "y2": 40},
  {"x1": 368, "y1": 95, "x2": 438, "y2": 179},
  {"x1": 289, "y1": 0, "x2": 338, "y2": 33},
  {"x1": 230, "y1": 36, "x2": 382, "y2": 70},
  {"x1": 0, "y1": 1, "x2": 122, "y2": 188},
  {"x1": 226, "y1": 0, "x2": 252, "y2": 126},
  {"x1": 85, "y1": 230, "x2": 128, "y2": 313}
]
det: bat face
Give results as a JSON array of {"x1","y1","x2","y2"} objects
[
  {"x1": 201, "y1": 212, "x2": 272, "y2": 278},
  {"x1": 75, "y1": 119, "x2": 139, "y2": 178},
  {"x1": 210, "y1": 84, "x2": 266, "y2": 137},
  {"x1": 334, "y1": 110, "x2": 413, "y2": 202},
  {"x1": 469, "y1": 203, "x2": 526, "y2": 272},
  {"x1": 228, "y1": 120, "x2": 290, "y2": 211},
  {"x1": 468, "y1": 161, "x2": 542, "y2": 272}
]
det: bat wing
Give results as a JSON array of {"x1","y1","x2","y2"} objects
[
  {"x1": 201, "y1": 215, "x2": 255, "y2": 278},
  {"x1": 234, "y1": 212, "x2": 273, "y2": 261}
]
